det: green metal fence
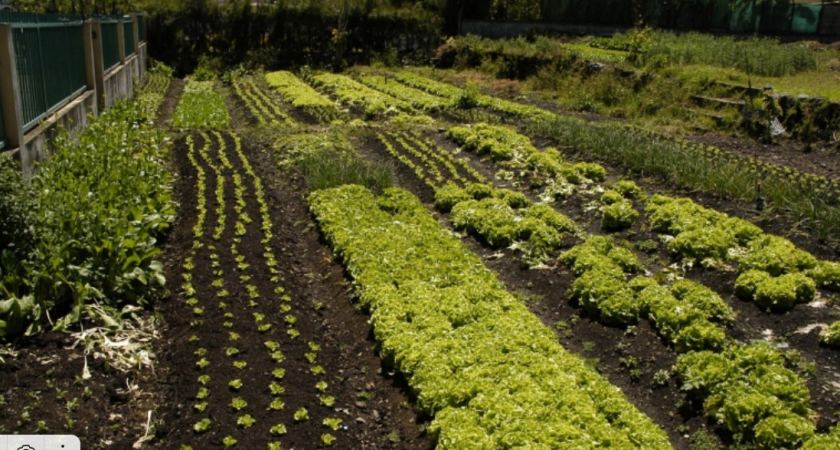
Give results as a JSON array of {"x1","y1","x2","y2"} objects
[
  {"x1": 136, "y1": 13, "x2": 145, "y2": 42},
  {"x1": 123, "y1": 17, "x2": 135, "y2": 57},
  {"x1": 99, "y1": 20, "x2": 120, "y2": 73},
  {"x1": 11, "y1": 21, "x2": 87, "y2": 132}
]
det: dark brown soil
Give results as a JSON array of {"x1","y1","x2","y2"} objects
[
  {"x1": 0, "y1": 332, "x2": 163, "y2": 446},
  {"x1": 158, "y1": 78, "x2": 185, "y2": 126},
  {"x1": 152, "y1": 130, "x2": 432, "y2": 449}
]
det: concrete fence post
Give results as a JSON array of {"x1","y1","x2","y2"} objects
[
  {"x1": 0, "y1": 24, "x2": 28, "y2": 175},
  {"x1": 116, "y1": 20, "x2": 125, "y2": 65},
  {"x1": 91, "y1": 20, "x2": 106, "y2": 111}
]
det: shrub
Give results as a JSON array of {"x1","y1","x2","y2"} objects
[{"x1": 602, "y1": 200, "x2": 639, "y2": 230}]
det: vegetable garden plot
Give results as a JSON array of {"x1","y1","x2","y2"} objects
[
  {"x1": 308, "y1": 184, "x2": 673, "y2": 450},
  {"x1": 309, "y1": 72, "x2": 413, "y2": 119},
  {"x1": 157, "y1": 129, "x2": 432, "y2": 450},
  {"x1": 265, "y1": 71, "x2": 342, "y2": 124},
  {"x1": 173, "y1": 78, "x2": 231, "y2": 130},
  {"x1": 232, "y1": 77, "x2": 297, "y2": 127},
  {"x1": 382, "y1": 70, "x2": 840, "y2": 244},
  {"x1": 0, "y1": 71, "x2": 177, "y2": 443},
  {"x1": 165, "y1": 131, "x2": 344, "y2": 449},
  {"x1": 345, "y1": 103, "x2": 840, "y2": 448}
]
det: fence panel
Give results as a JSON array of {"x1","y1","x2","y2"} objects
[
  {"x1": 123, "y1": 18, "x2": 135, "y2": 57},
  {"x1": 0, "y1": 11, "x2": 82, "y2": 23},
  {"x1": 99, "y1": 20, "x2": 120, "y2": 73},
  {"x1": 136, "y1": 13, "x2": 145, "y2": 42},
  {"x1": 11, "y1": 22, "x2": 87, "y2": 132}
]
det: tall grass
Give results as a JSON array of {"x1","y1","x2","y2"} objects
[
  {"x1": 300, "y1": 149, "x2": 395, "y2": 193},
  {"x1": 643, "y1": 31, "x2": 816, "y2": 77},
  {"x1": 529, "y1": 116, "x2": 840, "y2": 241}
]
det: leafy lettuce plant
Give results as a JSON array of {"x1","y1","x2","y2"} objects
[{"x1": 819, "y1": 321, "x2": 840, "y2": 347}]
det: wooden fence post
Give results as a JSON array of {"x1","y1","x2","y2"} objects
[
  {"x1": 117, "y1": 19, "x2": 125, "y2": 65},
  {"x1": 130, "y1": 13, "x2": 139, "y2": 54},
  {"x1": 91, "y1": 20, "x2": 106, "y2": 111},
  {"x1": 0, "y1": 24, "x2": 28, "y2": 175},
  {"x1": 82, "y1": 20, "x2": 98, "y2": 117}
]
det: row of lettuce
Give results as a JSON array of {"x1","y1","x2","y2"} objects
[
  {"x1": 0, "y1": 65, "x2": 175, "y2": 337},
  {"x1": 308, "y1": 184, "x2": 673, "y2": 449},
  {"x1": 308, "y1": 182, "x2": 840, "y2": 450},
  {"x1": 331, "y1": 90, "x2": 840, "y2": 447}
]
